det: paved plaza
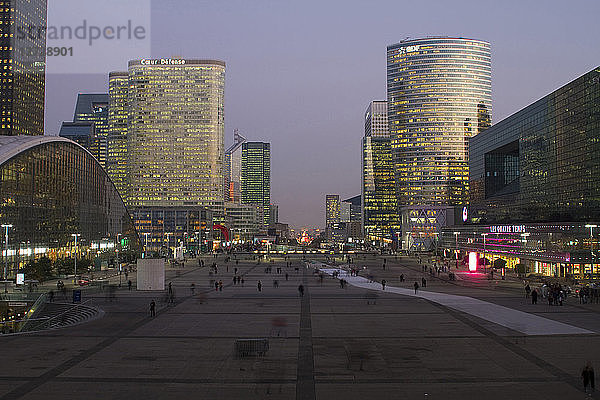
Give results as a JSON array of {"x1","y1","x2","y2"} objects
[{"x1": 0, "y1": 255, "x2": 599, "y2": 399}]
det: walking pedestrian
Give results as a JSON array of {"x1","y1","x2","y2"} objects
[
  {"x1": 381, "y1": 279, "x2": 386, "y2": 290},
  {"x1": 257, "y1": 280, "x2": 262, "y2": 292},
  {"x1": 285, "y1": 273, "x2": 289, "y2": 281},
  {"x1": 215, "y1": 281, "x2": 219, "y2": 291},
  {"x1": 422, "y1": 277, "x2": 427, "y2": 287},
  {"x1": 127, "y1": 280, "x2": 132, "y2": 291},
  {"x1": 190, "y1": 283, "x2": 195, "y2": 295},
  {"x1": 400, "y1": 274, "x2": 405, "y2": 282},
  {"x1": 219, "y1": 280, "x2": 223, "y2": 291},
  {"x1": 531, "y1": 288, "x2": 538, "y2": 304},
  {"x1": 241, "y1": 277, "x2": 245, "y2": 286},
  {"x1": 150, "y1": 300, "x2": 156, "y2": 317},
  {"x1": 298, "y1": 284, "x2": 304, "y2": 297},
  {"x1": 582, "y1": 361, "x2": 595, "y2": 395},
  {"x1": 414, "y1": 282, "x2": 419, "y2": 294}
]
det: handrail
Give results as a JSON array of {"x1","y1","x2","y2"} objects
[
  {"x1": 27, "y1": 299, "x2": 96, "y2": 331},
  {"x1": 17, "y1": 292, "x2": 48, "y2": 332}
]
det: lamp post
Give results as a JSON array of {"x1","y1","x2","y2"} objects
[
  {"x1": 2, "y1": 224, "x2": 12, "y2": 293},
  {"x1": 453, "y1": 231, "x2": 460, "y2": 263},
  {"x1": 143, "y1": 233, "x2": 151, "y2": 258},
  {"x1": 71, "y1": 233, "x2": 80, "y2": 283},
  {"x1": 585, "y1": 224, "x2": 597, "y2": 275},
  {"x1": 481, "y1": 233, "x2": 488, "y2": 274}
]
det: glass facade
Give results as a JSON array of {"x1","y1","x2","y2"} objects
[
  {"x1": 0, "y1": 136, "x2": 140, "y2": 275},
  {"x1": 387, "y1": 37, "x2": 491, "y2": 207},
  {"x1": 325, "y1": 194, "x2": 340, "y2": 241},
  {"x1": 0, "y1": 0, "x2": 47, "y2": 136},
  {"x1": 470, "y1": 67, "x2": 600, "y2": 223},
  {"x1": 131, "y1": 207, "x2": 213, "y2": 254},
  {"x1": 241, "y1": 142, "x2": 270, "y2": 226},
  {"x1": 107, "y1": 72, "x2": 130, "y2": 202},
  {"x1": 126, "y1": 59, "x2": 225, "y2": 209},
  {"x1": 441, "y1": 224, "x2": 600, "y2": 279},
  {"x1": 362, "y1": 135, "x2": 399, "y2": 241},
  {"x1": 60, "y1": 94, "x2": 110, "y2": 168}
]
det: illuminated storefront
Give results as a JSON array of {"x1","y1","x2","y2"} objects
[{"x1": 441, "y1": 224, "x2": 600, "y2": 278}]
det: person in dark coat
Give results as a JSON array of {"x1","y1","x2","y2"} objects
[
  {"x1": 531, "y1": 288, "x2": 538, "y2": 304},
  {"x1": 582, "y1": 361, "x2": 595, "y2": 395}
]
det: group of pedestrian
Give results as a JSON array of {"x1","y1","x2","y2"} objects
[{"x1": 232, "y1": 276, "x2": 244, "y2": 285}]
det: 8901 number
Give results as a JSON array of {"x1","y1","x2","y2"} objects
[{"x1": 46, "y1": 47, "x2": 73, "y2": 57}]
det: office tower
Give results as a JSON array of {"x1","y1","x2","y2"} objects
[
  {"x1": 387, "y1": 37, "x2": 491, "y2": 249},
  {"x1": 126, "y1": 59, "x2": 225, "y2": 208},
  {"x1": 362, "y1": 101, "x2": 399, "y2": 242},
  {"x1": 73, "y1": 94, "x2": 109, "y2": 167},
  {"x1": 269, "y1": 204, "x2": 279, "y2": 225},
  {"x1": 365, "y1": 100, "x2": 389, "y2": 138},
  {"x1": 0, "y1": 0, "x2": 47, "y2": 136},
  {"x1": 224, "y1": 129, "x2": 247, "y2": 202},
  {"x1": 107, "y1": 72, "x2": 129, "y2": 201},
  {"x1": 343, "y1": 195, "x2": 362, "y2": 223},
  {"x1": 241, "y1": 141, "x2": 271, "y2": 226},
  {"x1": 340, "y1": 201, "x2": 351, "y2": 222},
  {"x1": 59, "y1": 94, "x2": 109, "y2": 167},
  {"x1": 325, "y1": 194, "x2": 340, "y2": 240}
]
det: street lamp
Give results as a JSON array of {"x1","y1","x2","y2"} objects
[
  {"x1": 143, "y1": 232, "x2": 151, "y2": 258},
  {"x1": 585, "y1": 224, "x2": 597, "y2": 272},
  {"x1": 481, "y1": 233, "x2": 488, "y2": 274},
  {"x1": 71, "y1": 233, "x2": 80, "y2": 283},
  {"x1": 453, "y1": 231, "x2": 460, "y2": 262},
  {"x1": 2, "y1": 224, "x2": 12, "y2": 293}
]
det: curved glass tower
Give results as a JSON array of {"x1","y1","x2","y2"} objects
[
  {"x1": 387, "y1": 37, "x2": 491, "y2": 207},
  {"x1": 387, "y1": 37, "x2": 491, "y2": 250}
]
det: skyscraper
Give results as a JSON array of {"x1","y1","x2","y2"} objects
[
  {"x1": 59, "y1": 94, "x2": 109, "y2": 167},
  {"x1": 241, "y1": 141, "x2": 270, "y2": 226},
  {"x1": 362, "y1": 101, "x2": 399, "y2": 242},
  {"x1": 125, "y1": 59, "x2": 225, "y2": 208},
  {"x1": 387, "y1": 37, "x2": 491, "y2": 249},
  {"x1": 224, "y1": 129, "x2": 247, "y2": 202},
  {"x1": 0, "y1": 0, "x2": 47, "y2": 136},
  {"x1": 107, "y1": 72, "x2": 130, "y2": 201},
  {"x1": 325, "y1": 194, "x2": 340, "y2": 240}
]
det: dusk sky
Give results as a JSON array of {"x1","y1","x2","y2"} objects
[{"x1": 45, "y1": 0, "x2": 600, "y2": 229}]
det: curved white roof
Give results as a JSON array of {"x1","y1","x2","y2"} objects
[{"x1": 0, "y1": 135, "x2": 86, "y2": 166}]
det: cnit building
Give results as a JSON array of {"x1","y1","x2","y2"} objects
[{"x1": 441, "y1": 67, "x2": 600, "y2": 279}]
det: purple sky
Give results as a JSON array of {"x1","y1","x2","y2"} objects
[{"x1": 45, "y1": 0, "x2": 600, "y2": 229}]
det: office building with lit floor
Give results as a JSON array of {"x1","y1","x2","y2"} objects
[
  {"x1": 123, "y1": 59, "x2": 225, "y2": 209},
  {"x1": 241, "y1": 141, "x2": 270, "y2": 226},
  {"x1": 109, "y1": 59, "x2": 226, "y2": 249},
  {"x1": 59, "y1": 94, "x2": 109, "y2": 167},
  {"x1": 387, "y1": 37, "x2": 491, "y2": 250},
  {"x1": 0, "y1": 136, "x2": 140, "y2": 276},
  {"x1": 441, "y1": 67, "x2": 600, "y2": 279},
  {"x1": 362, "y1": 101, "x2": 399, "y2": 243},
  {"x1": 0, "y1": 0, "x2": 47, "y2": 136}
]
